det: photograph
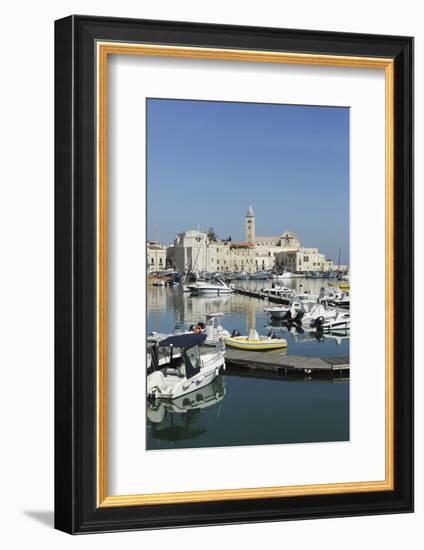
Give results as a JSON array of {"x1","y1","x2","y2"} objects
[
  {"x1": 146, "y1": 98, "x2": 350, "y2": 450},
  {"x1": 51, "y1": 11, "x2": 413, "y2": 535}
]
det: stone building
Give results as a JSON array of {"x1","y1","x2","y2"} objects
[
  {"x1": 147, "y1": 240, "x2": 167, "y2": 272},
  {"x1": 274, "y1": 247, "x2": 334, "y2": 273},
  {"x1": 167, "y1": 206, "x2": 333, "y2": 273}
]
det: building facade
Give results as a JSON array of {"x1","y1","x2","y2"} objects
[
  {"x1": 147, "y1": 240, "x2": 167, "y2": 272},
  {"x1": 167, "y1": 207, "x2": 334, "y2": 274},
  {"x1": 275, "y1": 248, "x2": 334, "y2": 273}
]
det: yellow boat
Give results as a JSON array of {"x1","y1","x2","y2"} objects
[
  {"x1": 339, "y1": 283, "x2": 350, "y2": 290},
  {"x1": 224, "y1": 329, "x2": 287, "y2": 351}
]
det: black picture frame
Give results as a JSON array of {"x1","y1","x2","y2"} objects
[{"x1": 55, "y1": 15, "x2": 414, "y2": 534}]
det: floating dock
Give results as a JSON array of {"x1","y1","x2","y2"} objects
[
  {"x1": 225, "y1": 348, "x2": 349, "y2": 375},
  {"x1": 234, "y1": 287, "x2": 291, "y2": 304}
]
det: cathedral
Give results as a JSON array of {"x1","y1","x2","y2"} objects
[
  {"x1": 244, "y1": 206, "x2": 300, "y2": 249},
  {"x1": 169, "y1": 206, "x2": 322, "y2": 274}
]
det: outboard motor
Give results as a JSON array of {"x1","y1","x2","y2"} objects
[
  {"x1": 231, "y1": 328, "x2": 241, "y2": 337},
  {"x1": 310, "y1": 316, "x2": 325, "y2": 329},
  {"x1": 284, "y1": 310, "x2": 292, "y2": 322},
  {"x1": 293, "y1": 310, "x2": 304, "y2": 324}
]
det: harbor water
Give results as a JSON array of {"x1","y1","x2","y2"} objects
[{"x1": 146, "y1": 278, "x2": 349, "y2": 450}]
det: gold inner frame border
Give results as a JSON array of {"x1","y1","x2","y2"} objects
[{"x1": 96, "y1": 42, "x2": 394, "y2": 508}]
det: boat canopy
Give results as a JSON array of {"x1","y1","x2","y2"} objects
[{"x1": 158, "y1": 333, "x2": 207, "y2": 350}]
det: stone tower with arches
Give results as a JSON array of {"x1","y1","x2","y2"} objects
[{"x1": 245, "y1": 205, "x2": 255, "y2": 243}]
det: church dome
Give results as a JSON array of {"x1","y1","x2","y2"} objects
[
  {"x1": 279, "y1": 230, "x2": 300, "y2": 247},
  {"x1": 280, "y1": 230, "x2": 298, "y2": 239}
]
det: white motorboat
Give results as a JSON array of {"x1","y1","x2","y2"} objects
[
  {"x1": 147, "y1": 333, "x2": 225, "y2": 401},
  {"x1": 259, "y1": 285, "x2": 295, "y2": 298},
  {"x1": 316, "y1": 311, "x2": 350, "y2": 331},
  {"x1": 171, "y1": 313, "x2": 229, "y2": 346},
  {"x1": 189, "y1": 278, "x2": 234, "y2": 295},
  {"x1": 320, "y1": 287, "x2": 350, "y2": 309},
  {"x1": 203, "y1": 313, "x2": 230, "y2": 345},
  {"x1": 272, "y1": 271, "x2": 298, "y2": 280},
  {"x1": 330, "y1": 291, "x2": 350, "y2": 309},
  {"x1": 263, "y1": 299, "x2": 307, "y2": 320},
  {"x1": 296, "y1": 290, "x2": 319, "y2": 303},
  {"x1": 299, "y1": 304, "x2": 338, "y2": 327},
  {"x1": 278, "y1": 271, "x2": 295, "y2": 279}
]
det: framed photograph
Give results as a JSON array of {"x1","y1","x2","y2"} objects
[{"x1": 54, "y1": 15, "x2": 413, "y2": 533}]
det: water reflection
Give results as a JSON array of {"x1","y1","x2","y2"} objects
[
  {"x1": 266, "y1": 320, "x2": 350, "y2": 346},
  {"x1": 147, "y1": 279, "x2": 349, "y2": 357},
  {"x1": 146, "y1": 372, "x2": 349, "y2": 450},
  {"x1": 147, "y1": 377, "x2": 225, "y2": 445},
  {"x1": 147, "y1": 278, "x2": 350, "y2": 450}
]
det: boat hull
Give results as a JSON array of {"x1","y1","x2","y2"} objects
[
  {"x1": 147, "y1": 353, "x2": 225, "y2": 400},
  {"x1": 264, "y1": 308, "x2": 289, "y2": 320},
  {"x1": 224, "y1": 336, "x2": 287, "y2": 351}
]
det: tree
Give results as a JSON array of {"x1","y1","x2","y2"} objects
[{"x1": 207, "y1": 227, "x2": 218, "y2": 241}]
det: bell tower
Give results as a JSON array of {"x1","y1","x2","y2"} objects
[{"x1": 245, "y1": 205, "x2": 255, "y2": 243}]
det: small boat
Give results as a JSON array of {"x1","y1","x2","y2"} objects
[
  {"x1": 264, "y1": 300, "x2": 306, "y2": 320},
  {"x1": 189, "y1": 278, "x2": 234, "y2": 295},
  {"x1": 339, "y1": 283, "x2": 350, "y2": 290},
  {"x1": 147, "y1": 333, "x2": 225, "y2": 401},
  {"x1": 203, "y1": 313, "x2": 230, "y2": 345},
  {"x1": 278, "y1": 271, "x2": 295, "y2": 279},
  {"x1": 172, "y1": 313, "x2": 230, "y2": 346},
  {"x1": 315, "y1": 311, "x2": 351, "y2": 331},
  {"x1": 328, "y1": 291, "x2": 350, "y2": 309},
  {"x1": 299, "y1": 304, "x2": 338, "y2": 327},
  {"x1": 296, "y1": 290, "x2": 319, "y2": 303},
  {"x1": 224, "y1": 329, "x2": 287, "y2": 351},
  {"x1": 260, "y1": 285, "x2": 295, "y2": 298}
]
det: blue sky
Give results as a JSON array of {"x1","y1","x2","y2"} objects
[{"x1": 147, "y1": 98, "x2": 349, "y2": 265}]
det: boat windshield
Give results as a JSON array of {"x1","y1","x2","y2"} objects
[
  {"x1": 185, "y1": 346, "x2": 200, "y2": 367},
  {"x1": 155, "y1": 346, "x2": 184, "y2": 369},
  {"x1": 183, "y1": 347, "x2": 201, "y2": 379}
]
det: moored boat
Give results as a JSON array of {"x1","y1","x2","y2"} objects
[
  {"x1": 314, "y1": 311, "x2": 350, "y2": 331},
  {"x1": 224, "y1": 329, "x2": 287, "y2": 351},
  {"x1": 203, "y1": 313, "x2": 230, "y2": 345},
  {"x1": 189, "y1": 278, "x2": 234, "y2": 295},
  {"x1": 147, "y1": 333, "x2": 225, "y2": 401}
]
